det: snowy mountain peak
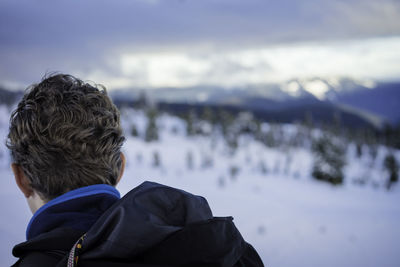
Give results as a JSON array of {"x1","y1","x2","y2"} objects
[{"x1": 281, "y1": 77, "x2": 376, "y2": 101}]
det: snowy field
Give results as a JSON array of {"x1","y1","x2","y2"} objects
[{"x1": 1, "y1": 108, "x2": 400, "y2": 266}]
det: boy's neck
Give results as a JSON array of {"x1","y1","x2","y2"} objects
[{"x1": 27, "y1": 191, "x2": 46, "y2": 214}]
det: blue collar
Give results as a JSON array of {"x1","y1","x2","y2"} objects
[{"x1": 26, "y1": 184, "x2": 120, "y2": 240}]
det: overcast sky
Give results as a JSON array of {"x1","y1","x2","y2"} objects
[{"x1": 1, "y1": 0, "x2": 399, "y2": 89}]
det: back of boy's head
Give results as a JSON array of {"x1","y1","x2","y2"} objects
[{"x1": 7, "y1": 74, "x2": 126, "y2": 200}]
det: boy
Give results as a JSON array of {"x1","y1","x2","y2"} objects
[{"x1": 8, "y1": 74, "x2": 264, "y2": 266}]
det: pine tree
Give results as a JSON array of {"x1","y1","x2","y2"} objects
[
  {"x1": 201, "y1": 154, "x2": 214, "y2": 169},
  {"x1": 136, "y1": 152, "x2": 143, "y2": 164},
  {"x1": 202, "y1": 107, "x2": 214, "y2": 125},
  {"x1": 368, "y1": 144, "x2": 378, "y2": 165},
  {"x1": 145, "y1": 108, "x2": 159, "y2": 142},
  {"x1": 185, "y1": 109, "x2": 196, "y2": 136},
  {"x1": 258, "y1": 160, "x2": 268, "y2": 175},
  {"x1": 131, "y1": 123, "x2": 138, "y2": 137},
  {"x1": 263, "y1": 129, "x2": 276, "y2": 147},
  {"x1": 356, "y1": 143, "x2": 363, "y2": 158},
  {"x1": 229, "y1": 165, "x2": 240, "y2": 180},
  {"x1": 384, "y1": 152, "x2": 399, "y2": 190},
  {"x1": 260, "y1": 123, "x2": 281, "y2": 148},
  {"x1": 186, "y1": 151, "x2": 194, "y2": 170},
  {"x1": 225, "y1": 131, "x2": 239, "y2": 153},
  {"x1": 311, "y1": 133, "x2": 346, "y2": 185},
  {"x1": 219, "y1": 109, "x2": 234, "y2": 137},
  {"x1": 284, "y1": 152, "x2": 292, "y2": 175},
  {"x1": 152, "y1": 151, "x2": 161, "y2": 167},
  {"x1": 136, "y1": 91, "x2": 148, "y2": 109},
  {"x1": 171, "y1": 125, "x2": 179, "y2": 135},
  {"x1": 217, "y1": 176, "x2": 226, "y2": 188}
]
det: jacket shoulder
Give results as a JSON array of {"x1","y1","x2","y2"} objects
[
  {"x1": 12, "y1": 250, "x2": 65, "y2": 267},
  {"x1": 12, "y1": 228, "x2": 83, "y2": 267},
  {"x1": 234, "y1": 243, "x2": 265, "y2": 267}
]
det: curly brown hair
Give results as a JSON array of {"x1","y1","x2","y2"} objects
[{"x1": 7, "y1": 74, "x2": 126, "y2": 200}]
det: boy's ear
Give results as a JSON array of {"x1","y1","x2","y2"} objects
[
  {"x1": 11, "y1": 163, "x2": 33, "y2": 198},
  {"x1": 116, "y1": 152, "x2": 126, "y2": 185}
]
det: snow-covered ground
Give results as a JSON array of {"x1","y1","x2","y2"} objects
[{"x1": 1, "y1": 108, "x2": 400, "y2": 266}]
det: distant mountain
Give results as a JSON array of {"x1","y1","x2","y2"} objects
[
  {"x1": 0, "y1": 87, "x2": 22, "y2": 105},
  {"x1": 154, "y1": 99, "x2": 376, "y2": 130},
  {"x1": 111, "y1": 77, "x2": 400, "y2": 129},
  {"x1": 334, "y1": 82, "x2": 400, "y2": 125},
  {"x1": 0, "y1": 77, "x2": 396, "y2": 130},
  {"x1": 280, "y1": 77, "x2": 375, "y2": 101},
  {"x1": 278, "y1": 78, "x2": 400, "y2": 125}
]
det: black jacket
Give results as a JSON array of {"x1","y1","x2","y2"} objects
[{"x1": 12, "y1": 182, "x2": 264, "y2": 266}]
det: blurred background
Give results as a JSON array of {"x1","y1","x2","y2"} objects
[{"x1": 1, "y1": 0, "x2": 400, "y2": 266}]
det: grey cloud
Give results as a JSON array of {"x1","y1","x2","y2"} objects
[
  {"x1": 2, "y1": 0, "x2": 399, "y2": 47},
  {"x1": 319, "y1": 0, "x2": 400, "y2": 37},
  {"x1": 0, "y1": 0, "x2": 399, "y2": 87}
]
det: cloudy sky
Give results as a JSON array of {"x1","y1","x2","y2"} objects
[{"x1": 1, "y1": 0, "x2": 399, "y2": 89}]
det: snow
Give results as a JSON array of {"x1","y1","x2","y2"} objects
[
  {"x1": 1, "y1": 107, "x2": 400, "y2": 266},
  {"x1": 302, "y1": 80, "x2": 330, "y2": 100}
]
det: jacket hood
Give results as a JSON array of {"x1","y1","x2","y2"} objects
[
  {"x1": 79, "y1": 182, "x2": 247, "y2": 266},
  {"x1": 81, "y1": 181, "x2": 212, "y2": 258}
]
